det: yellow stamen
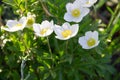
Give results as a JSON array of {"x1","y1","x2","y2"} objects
[
  {"x1": 86, "y1": 1, "x2": 90, "y2": 4},
  {"x1": 87, "y1": 38, "x2": 96, "y2": 47},
  {"x1": 40, "y1": 28, "x2": 48, "y2": 35},
  {"x1": 16, "y1": 23, "x2": 22, "y2": 27},
  {"x1": 62, "y1": 30, "x2": 72, "y2": 38},
  {"x1": 27, "y1": 18, "x2": 34, "y2": 26},
  {"x1": 71, "y1": 9, "x2": 80, "y2": 17}
]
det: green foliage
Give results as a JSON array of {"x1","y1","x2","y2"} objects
[{"x1": 0, "y1": 0, "x2": 120, "y2": 80}]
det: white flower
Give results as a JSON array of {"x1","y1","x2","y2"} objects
[
  {"x1": 33, "y1": 20, "x2": 54, "y2": 37},
  {"x1": 64, "y1": 2, "x2": 90, "y2": 23},
  {"x1": 26, "y1": 12, "x2": 35, "y2": 27},
  {"x1": 54, "y1": 22, "x2": 79, "y2": 40},
  {"x1": 74, "y1": 0, "x2": 97, "y2": 7},
  {"x1": 2, "y1": 17, "x2": 27, "y2": 32},
  {"x1": 78, "y1": 31, "x2": 100, "y2": 49}
]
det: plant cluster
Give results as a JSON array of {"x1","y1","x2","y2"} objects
[{"x1": 0, "y1": 0, "x2": 120, "y2": 80}]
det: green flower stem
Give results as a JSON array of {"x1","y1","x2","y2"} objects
[
  {"x1": 47, "y1": 37, "x2": 52, "y2": 58},
  {"x1": 25, "y1": 0, "x2": 28, "y2": 11},
  {"x1": 19, "y1": 31, "x2": 30, "y2": 80},
  {"x1": 24, "y1": 73, "x2": 30, "y2": 80},
  {"x1": 21, "y1": 59, "x2": 26, "y2": 80},
  {"x1": 93, "y1": 5, "x2": 97, "y2": 18},
  {"x1": 107, "y1": 4, "x2": 120, "y2": 29},
  {"x1": 54, "y1": 38, "x2": 60, "y2": 52},
  {"x1": 46, "y1": 37, "x2": 53, "y2": 68},
  {"x1": 19, "y1": 31, "x2": 30, "y2": 56},
  {"x1": 106, "y1": 3, "x2": 120, "y2": 40},
  {"x1": 39, "y1": 0, "x2": 53, "y2": 17},
  {"x1": 65, "y1": 40, "x2": 69, "y2": 54},
  {"x1": 20, "y1": 58, "x2": 30, "y2": 80}
]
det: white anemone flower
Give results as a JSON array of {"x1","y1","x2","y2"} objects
[
  {"x1": 2, "y1": 17, "x2": 27, "y2": 32},
  {"x1": 26, "y1": 12, "x2": 35, "y2": 27},
  {"x1": 74, "y1": 0, "x2": 97, "y2": 7},
  {"x1": 54, "y1": 22, "x2": 79, "y2": 40},
  {"x1": 33, "y1": 20, "x2": 54, "y2": 37},
  {"x1": 78, "y1": 31, "x2": 100, "y2": 49},
  {"x1": 64, "y1": 2, "x2": 90, "y2": 23}
]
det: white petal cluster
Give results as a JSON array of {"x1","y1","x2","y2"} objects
[
  {"x1": 64, "y1": 0, "x2": 98, "y2": 23},
  {"x1": 2, "y1": 0, "x2": 100, "y2": 50},
  {"x1": 74, "y1": 0, "x2": 97, "y2": 7},
  {"x1": 54, "y1": 22, "x2": 79, "y2": 40},
  {"x1": 2, "y1": 17, "x2": 27, "y2": 32},
  {"x1": 33, "y1": 20, "x2": 54, "y2": 37},
  {"x1": 78, "y1": 31, "x2": 100, "y2": 49},
  {"x1": 64, "y1": 2, "x2": 90, "y2": 23}
]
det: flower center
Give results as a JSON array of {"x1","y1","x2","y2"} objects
[
  {"x1": 16, "y1": 23, "x2": 22, "y2": 27},
  {"x1": 62, "y1": 30, "x2": 72, "y2": 38},
  {"x1": 86, "y1": 1, "x2": 90, "y2": 4},
  {"x1": 71, "y1": 9, "x2": 80, "y2": 17},
  {"x1": 27, "y1": 18, "x2": 34, "y2": 26},
  {"x1": 40, "y1": 28, "x2": 48, "y2": 35},
  {"x1": 87, "y1": 38, "x2": 96, "y2": 47}
]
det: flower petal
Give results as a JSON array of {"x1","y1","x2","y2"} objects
[
  {"x1": 62, "y1": 22, "x2": 71, "y2": 29},
  {"x1": 6, "y1": 20, "x2": 18, "y2": 28},
  {"x1": 92, "y1": 31, "x2": 98, "y2": 40},
  {"x1": 66, "y1": 3, "x2": 73, "y2": 12},
  {"x1": 55, "y1": 36, "x2": 70, "y2": 40},
  {"x1": 64, "y1": 13, "x2": 73, "y2": 22},
  {"x1": 71, "y1": 24, "x2": 79, "y2": 37},
  {"x1": 54, "y1": 25, "x2": 63, "y2": 38},
  {"x1": 33, "y1": 23, "x2": 41, "y2": 33},
  {"x1": 80, "y1": 7, "x2": 90, "y2": 17}
]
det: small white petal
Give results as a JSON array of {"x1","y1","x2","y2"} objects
[
  {"x1": 78, "y1": 36, "x2": 89, "y2": 49},
  {"x1": 19, "y1": 17, "x2": 27, "y2": 24},
  {"x1": 54, "y1": 25, "x2": 63, "y2": 38},
  {"x1": 55, "y1": 36, "x2": 70, "y2": 40},
  {"x1": 72, "y1": 16, "x2": 83, "y2": 23},
  {"x1": 71, "y1": 24, "x2": 79, "y2": 37},
  {"x1": 44, "y1": 29, "x2": 53, "y2": 36},
  {"x1": 33, "y1": 23, "x2": 41, "y2": 33},
  {"x1": 6, "y1": 20, "x2": 18, "y2": 28},
  {"x1": 92, "y1": 31, "x2": 98, "y2": 40},
  {"x1": 78, "y1": 36, "x2": 86, "y2": 46},
  {"x1": 85, "y1": 31, "x2": 93, "y2": 40},
  {"x1": 66, "y1": 3, "x2": 73, "y2": 12},
  {"x1": 62, "y1": 22, "x2": 71, "y2": 29},
  {"x1": 80, "y1": 8, "x2": 90, "y2": 17},
  {"x1": 64, "y1": 13, "x2": 73, "y2": 22}
]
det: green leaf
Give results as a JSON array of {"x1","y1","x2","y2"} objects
[
  {"x1": 50, "y1": 70, "x2": 56, "y2": 79},
  {"x1": 43, "y1": 73, "x2": 50, "y2": 80}
]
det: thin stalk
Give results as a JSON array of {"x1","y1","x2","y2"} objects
[
  {"x1": 21, "y1": 60, "x2": 26, "y2": 80},
  {"x1": 24, "y1": 73, "x2": 30, "y2": 80},
  {"x1": 39, "y1": 0, "x2": 53, "y2": 17},
  {"x1": 107, "y1": 4, "x2": 120, "y2": 30},
  {"x1": 106, "y1": 3, "x2": 120, "y2": 40},
  {"x1": 93, "y1": 5, "x2": 97, "y2": 18},
  {"x1": 25, "y1": 0, "x2": 28, "y2": 12},
  {"x1": 47, "y1": 37, "x2": 53, "y2": 59},
  {"x1": 65, "y1": 40, "x2": 69, "y2": 54},
  {"x1": 19, "y1": 31, "x2": 30, "y2": 80},
  {"x1": 47, "y1": 37, "x2": 53, "y2": 68}
]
